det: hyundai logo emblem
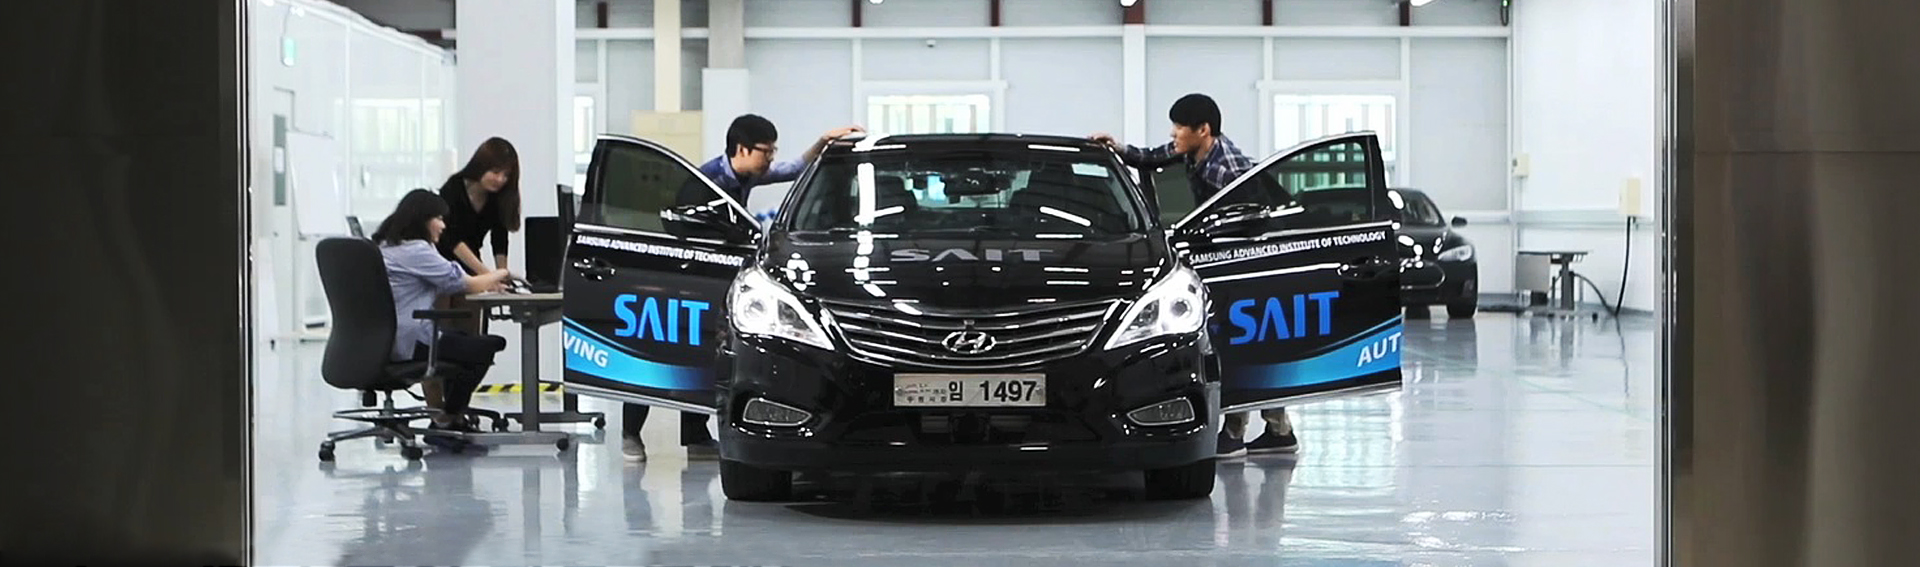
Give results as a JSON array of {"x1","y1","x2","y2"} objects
[{"x1": 942, "y1": 330, "x2": 997, "y2": 355}]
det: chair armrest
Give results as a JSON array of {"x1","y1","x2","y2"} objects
[{"x1": 412, "y1": 309, "x2": 474, "y2": 320}]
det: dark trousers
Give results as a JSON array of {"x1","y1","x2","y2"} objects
[
  {"x1": 410, "y1": 330, "x2": 506, "y2": 415},
  {"x1": 622, "y1": 403, "x2": 711, "y2": 445}
]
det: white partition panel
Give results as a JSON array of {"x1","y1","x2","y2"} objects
[{"x1": 251, "y1": 0, "x2": 457, "y2": 342}]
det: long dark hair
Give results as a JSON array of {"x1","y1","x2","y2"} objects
[
  {"x1": 451, "y1": 137, "x2": 522, "y2": 231},
  {"x1": 372, "y1": 189, "x2": 450, "y2": 245}
]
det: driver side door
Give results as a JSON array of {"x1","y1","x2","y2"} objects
[
  {"x1": 561, "y1": 135, "x2": 759, "y2": 414},
  {"x1": 1168, "y1": 133, "x2": 1403, "y2": 412}
]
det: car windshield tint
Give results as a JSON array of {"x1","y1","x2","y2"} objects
[
  {"x1": 1396, "y1": 192, "x2": 1444, "y2": 226},
  {"x1": 788, "y1": 151, "x2": 1146, "y2": 235}
]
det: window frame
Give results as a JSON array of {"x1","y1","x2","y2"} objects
[{"x1": 1257, "y1": 81, "x2": 1405, "y2": 186}]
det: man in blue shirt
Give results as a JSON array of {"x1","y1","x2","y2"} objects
[
  {"x1": 692, "y1": 114, "x2": 865, "y2": 218},
  {"x1": 1092, "y1": 93, "x2": 1298, "y2": 458},
  {"x1": 626, "y1": 114, "x2": 863, "y2": 462}
]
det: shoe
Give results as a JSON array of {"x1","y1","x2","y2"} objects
[
  {"x1": 423, "y1": 421, "x2": 475, "y2": 451},
  {"x1": 1216, "y1": 431, "x2": 1248, "y2": 458},
  {"x1": 1246, "y1": 430, "x2": 1300, "y2": 454},
  {"x1": 685, "y1": 439, "x2": 720, "y2": 461},
  {"x1": 621, "y1": 436, "x2": 647, "y2": 461}
]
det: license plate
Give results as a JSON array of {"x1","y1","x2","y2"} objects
[{"x1": 893, "y1": 374, "x2": 1046, "y2": 407}]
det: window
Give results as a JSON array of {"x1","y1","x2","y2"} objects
[
  {"x1": 585, "y1": 142, "x2": 741, "y2": 240},
  {"x1": 1273, "y1": 94, "x2": 1396, "y2": 176},
  {"x1": 866, "y1": 94, "x2": 991, "y2": 135},
  {"x1": 790, "y1": 151, "x2": 1145, "y2": 236},
  {"x1": 1209, "y1": 138, "x2": 1378, "y2": 231}
]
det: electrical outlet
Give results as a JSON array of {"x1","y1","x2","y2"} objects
[
  {"x1": 1511, "y1": 154, "x2": 1530, "y2": 177},
  {"x1": 1619, "y1": 177, "x2": 1644, "y2": 218}
]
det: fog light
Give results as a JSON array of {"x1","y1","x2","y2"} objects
[
  {"x1": 742, "y1": 397, "x2": 812, "y2": 427},
  {"x1": 1127, "y1": 398, "x2": 1195, "y2": 426}
]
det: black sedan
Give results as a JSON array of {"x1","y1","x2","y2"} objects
[{"x1": 1387, "y1": 188, "x2": 1478, "y2": 318}]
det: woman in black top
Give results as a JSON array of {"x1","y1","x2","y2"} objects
[{"x1": 438, "y1": 137, "x2": 523, "y2": 278}]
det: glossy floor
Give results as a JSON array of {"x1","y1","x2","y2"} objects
[{"x1": 253, "y1": 313, "x2": 1658, "y2": 566}]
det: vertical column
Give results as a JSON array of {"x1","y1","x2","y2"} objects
[
  {"x1": 455, "y1": 0, "x2": 572, "y2": 221},
  {"x1": 705, "y1": 0, "x2": 750, "y2": 160},
  {"x1": 456, "y1": 0, "x2": 573, "y2": 384},
  {"x1": 1678, "y1": 0, "x2": 1920, "y2": 565},
  {"x1": 654, "y1": 0, "x2": 683, "y2": 113},
  {"x1": 1121, "y1": 9, "x2": 1147, "y2": 146}
]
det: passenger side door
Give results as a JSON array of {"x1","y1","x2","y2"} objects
[
  {"x1": 562, "y1": 135, "x2": 759, "y2": 414},
  {"x1": 1168, "y1": 133, "x2": 1403, "y2": 412}
]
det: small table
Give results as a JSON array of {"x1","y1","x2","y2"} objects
[
  {"x1": 1517, "y1": 250, "x2": 1590, "y2": 311},
  {"x1": 457, "y1": 292, "x2": 606, "y2": 450}
]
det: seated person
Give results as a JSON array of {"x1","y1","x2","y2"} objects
[{"x1": 371, "y1": 189, "x2": 514, "y2": 443}]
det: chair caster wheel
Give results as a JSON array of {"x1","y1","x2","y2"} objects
[
  {"x1": 592, "y1": 416, "x2": 606, "y2": 429},
  {"x1": 401, "y1": 445, "x2": 425, "y2": 461},
  {"x1": 318, "y1": 448, "x2": 335, "y2": 462},
  {"x1": 492, "y1": 420, "x2": 511, "y2": 432},
  {"x1": 556, "y1": 437, "x2": 572, "y2": 452}
]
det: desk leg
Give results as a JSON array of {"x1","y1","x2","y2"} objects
[
  {"x1": 1558, "y1": 263, "x2": 1578, "y2": 310},
  {"x1": 521, "y1": 320, "x2": 541, "y2": 432}
]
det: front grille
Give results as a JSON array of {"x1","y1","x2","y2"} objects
[{"x1": 820, "y1": 299, "x2": 1118, "y2": 370}]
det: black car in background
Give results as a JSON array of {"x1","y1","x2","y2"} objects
[
  {"x1": 1289, "y1": 187, "x2": 1478, "y2": 318},
  {"x1": 557, "y1": 132, "x2": 1406, "y2": 502},
  {"x1": 1385, "y1": 188, "x2": 1478, "y2": 318}
]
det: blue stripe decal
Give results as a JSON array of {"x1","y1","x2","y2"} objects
[
  {"x1": 1225, "y1": 321, "x2": 1403, "y2": 390},
  {"x1": 562, "y1": 321, "x2": 710, "y2": 391}
]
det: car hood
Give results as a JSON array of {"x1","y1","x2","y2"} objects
[{"x1": 763, "y1": 231, "x2": 1171, "y2": 310}]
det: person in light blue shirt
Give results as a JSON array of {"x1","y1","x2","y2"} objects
[
  {"x1": 374, "y1": 189, "x2": 514, "y2": 442},
  {"x1": 626, "y1": 114, "x2": 863, "y2": 462}
]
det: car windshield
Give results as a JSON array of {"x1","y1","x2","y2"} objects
[
  {"x1": 1393, "y1": 191, "x2": 1445, "y2": 226},
  {"x1": 786, "y1": 150, "x2": 1147, "y2": 236}
]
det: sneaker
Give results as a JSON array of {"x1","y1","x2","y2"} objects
[
  {"x1": 1246, "y1": 430, "x2": 1300, "y2": 454},
  {"x1": 621, "y1": 436, "x2": 647, "y2": 461},
  {"x1": 685, "y1": 439, "x2": 720, "y2": 461},
  {"x1": 423, "y1": 421, "x2": 474, "y2": 451},
  {"x1": 1216, "y1": 431, "x2": 1248, "y2": 458}
]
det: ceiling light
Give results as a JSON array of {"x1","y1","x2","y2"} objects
[
  {"x1": 1120, "y1": 0, "x2": 1139, "y2": 6},
  {"x1": 1410, "y1": 0, "x2": 1436, "y2": 5},
  {"x1": 869, "y1": 0, "x2": 883, "y2": 4}
]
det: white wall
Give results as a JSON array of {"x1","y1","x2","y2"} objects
[{"x1": 1513, "y1": 0, "x2": 1662, "y2": 312}]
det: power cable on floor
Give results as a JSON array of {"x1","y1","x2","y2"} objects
[{"x1": 1611, "y1": 216, "x2": 1635, "y2": 318}]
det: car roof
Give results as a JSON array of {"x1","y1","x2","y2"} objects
[{"x1": 821, "y1": 132, "x2": 1112, "y2": 156}]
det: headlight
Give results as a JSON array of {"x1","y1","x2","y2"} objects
[
  {"x1": 728, "y1": 267, "x2": 833, "y2": 350},
  {"x1": 1104, "y1": 266, "x2": 1207, "y2": 350},
  {"x1": 1437, "y1": 244, "x2": 1474, "y2": 262}
]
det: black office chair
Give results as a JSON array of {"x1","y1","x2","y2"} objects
[{"x1": 315, "y1": 237, "x2": 483, "y2": 461}]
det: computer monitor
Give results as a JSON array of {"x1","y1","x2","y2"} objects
[
  {"x1": 557, "y1": 183, "x2": 577, "y2": 234},
  {"x1": 523, "y1": 216, "x2": 563, "y2": 292}
]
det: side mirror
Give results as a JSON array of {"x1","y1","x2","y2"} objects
[{"x1": 1450, "y1": 216, "x2": 1468, "y2": 228}]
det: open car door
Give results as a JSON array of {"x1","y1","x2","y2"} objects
[
  {"x1": 1165, "y1": 133, "x2": 1403, "y2": 412},
  {"x1": 561, "y1": 135, "x2": 759, "y2": 415}
]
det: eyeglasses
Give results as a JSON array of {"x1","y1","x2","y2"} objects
[{"x1": 751, "y1": 144, "x2": 778, "y2": 155}]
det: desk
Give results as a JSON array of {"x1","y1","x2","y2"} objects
[
  {"x1": 1517, "y1": 250, "x2": 1590, "y2": 311},
  {"x1": 457, "y1": 292, "x2": 605, "y2": 451}
]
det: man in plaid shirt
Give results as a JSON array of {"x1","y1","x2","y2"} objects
[
  {"x1": 1091, "y1": 93, "x2": 1300, "y2": 458},
  {"x1": 1090, "y1": 93, "x2": 1255, "y2": 203}
]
